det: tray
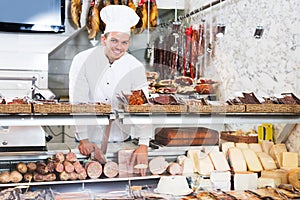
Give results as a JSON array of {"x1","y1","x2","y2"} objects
[
  {"x1": 122, "y1": 104, "x2": 188, "y2": 113},
  {"x1": 245, "y1": 104, "x2": 298, "y2": 113},
  {"x1": 0, "y1": 104, "x2": 32, "y2": 114},
  {"x1": 221, "y1": 131, "x2": 258, "y2": 143},
  {"x1": 155, "y1": 136, "x2": 219, "y2": 146}
]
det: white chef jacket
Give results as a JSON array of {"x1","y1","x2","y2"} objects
[{"x1": 69, "y1": 46, "x2": 151, "y2": 144}]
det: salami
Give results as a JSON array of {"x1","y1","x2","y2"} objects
[
  {"x1": 63, "y1": 161, "x2": 75, "y2": 173},
  {"x1": 73, "y1": 161, "x2": 85, "y2": 174},
  {"x1": 103, "y1": 161, "x2": 119, "y2": 178},
  {"x1": 85, "y1": 161, "x2": 102, "y2": 179},
  {"x1": 65, "y1": 152, "x2": 77, "y2": 162},
  {"x1": 55, "y1": 152, "x2": 65, "y2": 163},
  {"x1": 54, "y1": 162, "x2": 64, "y2": 173}
]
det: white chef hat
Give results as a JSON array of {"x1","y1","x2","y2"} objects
[{"x1": 100, "y1": 5, "x2": 140, "y2": 35}]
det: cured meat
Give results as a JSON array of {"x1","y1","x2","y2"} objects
[
  {"x1": 167, "y1": 162, "x2": 182, "y2": 175},
  {"x1": 103, "y1": 160, "x2": 119, "y2": 178},
  {"x1": 26, "y1": 162, "x2": 37, "y2": 172},
  {"x1": 86, "y1": 0, "x2": 100, "y2": 39},
  {"x1": 73, "y1": 161, "x2": 85, "y2": 173},
  {"x1": 118, "y1": 149, "x2": 135, "y2": 177},
  {"x1": 59, "y1": 171, "x2": 69, "y2": 181},
  {"x1": 9, "y1": 171, "x2": 23, "y2": 183},
  {"x1": 23, "y1": 173, "x2": 33, "y2": 182},
  {"x1": 134, "y1": 0, "x2": 147, "y2": 34},
  {"x1": 0, "y1": 171, "x2": 10, "y2": 183},
  {"x1": 127, "y1": 0, "x2": 136, "y2": 11},
  {"x1": 85, "y1": 161, "x2": 102, "y2": 179},
  {"x1": 16, "y1": 162, "x2": 28, "y2": 174},
  {"x1": 36, "y1": 162, "x2": 49, "y2": 175},
  {"x1": 33, "y1": 173, "x2": 56, "y2": 182},
  {"x1": 98, "y1": 0, "x2": 106, "y2": 33},
  {"x1": 77, "y1": 170, "x2": 88, "y2": 180},
  {"x1": 149, "y1": 156, "x2": 168, "y2": 175},
  {"x1": 71, "y1": 0, "x2": 82, "y2": 29},
  {"x1": 174, "y1": 76, "x2": 194, "y2": 86},
  {"x1": 54, "y1": 162, "x2": 64, "y2": 173},
  {"x1": 149, "y1": 0, "x2": 158, "y2": 28},
  {"x1": 65, "y1": 152, "x2": 77, "y2": 162},
  {"x1": 47, "y1": 161, "x2": 55, "y2": 173},
  {"x1": 63, "y1": 161, "x2": 75, "y2": 173},
  {"x1": 55, "y1": 152, "x2": 65, "y2": 163}
]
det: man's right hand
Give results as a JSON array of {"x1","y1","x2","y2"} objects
[{"x1": 78, "y1": 139, "x2": 95, "y2": 156}]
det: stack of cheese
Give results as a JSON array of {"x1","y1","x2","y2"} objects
[{"x1": 221, "y1": 140, "x2": 300, "y2": 190}]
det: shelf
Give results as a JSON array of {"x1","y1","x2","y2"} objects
[
  {"x1": 120, "y1": 112, "x2": 300, "y2": 125},
  {"x1": 0, "y1": 114, "x2": 111, "y2": 126}
]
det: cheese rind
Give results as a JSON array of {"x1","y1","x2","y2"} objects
[
  {"x1": 248, "y1": 143, "x2": 262, "y2": 153},
  {"x1": 242, "y1": 148, "x2": 263, "y2": 172},
  {"x1": 261, "y1": 169, "x2": 289, "y2": 184},
  {"x1": 288, "y1": 168, "x2": 300, "y2": 188},
  {"x1": 269, "y1": 143, "x2": 287, "y2": 168},
  {"x1": 282, "y1": 152, "x2": 298, "y2": 168}
]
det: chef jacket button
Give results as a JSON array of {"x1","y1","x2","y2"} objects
[
  {"x1": 105, "y1": 98, "x2": 108, "y2": 101},
  {"x1": 107, "y1": 82, "x2": 109, "y2": 85}
]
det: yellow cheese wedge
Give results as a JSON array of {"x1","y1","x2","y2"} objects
[
  {"x1": 242, "y1": 148, "x2": 263, "y2": 172},
  {"x1": 256, "y1": 152, "x2": 277, "y2": 170},
  {"x1": 261, "y1": 169, "x2": 289, "y2": 184},
  {"x1": 248, "y1": 143, "x2": 262, "y2": 153},
  {"x1": 288, "y1": 168, "x2": 300, "y2": 188},
  {"x1": 221, "y1": 142, "x2": 235, "y2": 156},
  {"x1": 209, "y1": 151, "x2": 230, "y2": 171},
  {"x1": 257, "y1": 177, "x2": 281, "y2": 188},
  {"x1": 282, "y1": 152, "x2": 299, "y2": 168},
  {"x1": 261, "y1": 140, "x2": 274, "y2": 154},
  {"x1": 228, "y1": 147, "x2": 247, "y2": 172},
  {"x1": 269, "y1": 143, "x2": 287, "y2": 168}
]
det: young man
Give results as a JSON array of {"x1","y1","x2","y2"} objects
[{"x1": 69, "y1": 5, "x2": 151, "y2": 176}]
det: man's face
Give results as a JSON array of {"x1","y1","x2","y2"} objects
[{"x1": 102, "y1": 32, "x2": 130, "y2": 63}]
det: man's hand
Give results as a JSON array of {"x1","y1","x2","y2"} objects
[
  {"x1": 130, "y1": 145, "x2": 148, "y2": 176},
  {"x1": 78, "y1": 139, "x2": 95, "y2": 156}
]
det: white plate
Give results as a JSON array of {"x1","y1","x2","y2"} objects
[{"x1": 153, "y1": 188, "x2": 193, "y2": 196}]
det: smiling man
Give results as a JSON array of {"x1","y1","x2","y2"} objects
[{"x1": 69, "y1": 5, "x2": 151, "y2": 176}]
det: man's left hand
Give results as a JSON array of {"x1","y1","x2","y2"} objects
[{"x1": 130, "y1": 144, "x2": 148, "y2": 176}]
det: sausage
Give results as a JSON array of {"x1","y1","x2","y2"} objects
[
  {"x1": 149, "y1": 156, "x2": 168, "y2": 175},
  {"x1": 16, "y1": 162, "x2": 28, "y2": 174},
  {"x1": 77, "y1": 170, "x2": 88, "y2": 180},
  {"x1": 54, "y1": 162, "x2": 64, "y2": 173},
  {"x1": 167, "y1": 162, "x2": 182, "y2": 175},
  {"x1": 85, "y1": 161, "x2": 102, "y2": 179},
  {"x1": 59, "y1": 171, "x2": 69, "y2": 181},
  {"x1": 63, "y1": 161, "x2": 75, "y2": 173},
  {"x1": 26, "y1": 162, "x2": 37, "y2": 172},
  {"x1": 55, "y1": 152, "x2": 65, "y2": 163},
  {"x1": 33, "y1": 173, "x2": 56, "y2": 182},
  {"x1": 10, "y1": 170, "x2": 23, "y2": 183},
  {"x1": 71, "y1": 0, "x2": 82, "y2": 28},
  {"x1": 47, "y1": 161, "x2": 55, "y2": 173},
  {"x1": 73, "y1": 161, "x2": 85, "y2": 174},
  {"x1": 23, "y1": 173, "x2": 33, "y2": 182},
  {"x1": 65, "y1": 152, "x2": 77, "y2": 162},
  {"x1": 36, "y1": 162, "x2": 49, "y2": 175},
  {"x1": 103, "y1": 161, "x2": 119, "y2": 178},
  {"x1": 0, "y1": 171, "x2": 11, "y2": 183}
]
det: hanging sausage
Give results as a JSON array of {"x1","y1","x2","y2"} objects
[
  {"x1": 149, "y1": 0, "x2": 158, "y2": 28},
  {"x1": 71, "y1": 0, "x2": 82, "y2": 29},
  {"x1": 86, "y1": 0, "x2": 101, "y2": 39}
]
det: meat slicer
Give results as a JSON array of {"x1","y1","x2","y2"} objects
[{"x1": 0, "y1": 126, "x2": 47, "y2": 152}]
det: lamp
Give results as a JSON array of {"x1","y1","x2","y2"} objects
[
  {"x1": 216, "y1": 23, "x2": 226, "y2": 38},
  {"x1": 254, "y1": 26, "x2": 264, "y2": 39}
]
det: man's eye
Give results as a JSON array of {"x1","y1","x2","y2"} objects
[
  {"x1": 111, "y1": 39, "x2": 117, "y2": 43},
  {"x1": 122, "y1": 41, "x2": 128, "y2": 45}
]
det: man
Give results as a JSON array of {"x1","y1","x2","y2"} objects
[{"x1": 69, "y1": 5, "x2": 151, "y2": 176}]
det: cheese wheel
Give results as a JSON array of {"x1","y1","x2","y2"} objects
[
  {"x1": 256, "y1": 152, "x2": 277, "y2": 170},
  {"x1": 228, "y1": 147, "x2": 247, "y2": 172},
  {"x1": 261, "y1": 169, "x2": 289, "y2": 184},
  {"x1": 242, "y1": 148, "x2": 263, "y2": 172},
  {"x1": 288, "y1": 168, "x2": 300, "y2": 188}
]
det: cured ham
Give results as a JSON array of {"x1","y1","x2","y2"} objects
[
  {"x1": 71, "y1": 0, "x2": 82, "y2": 29},
  {"x1": 149, "y1": 0, "x2": 158, "y2": 28},
  {"x1": 86, "y1": 0, "x2": 100, "y2": 39}
]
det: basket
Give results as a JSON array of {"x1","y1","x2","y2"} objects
[
  {"x1": 123, "y1": 104, "x2": 188, "y2": 113},
  {"x1": 0, "y1": 104, "x2": 32, "y2": 114},
  {"x1": 245, "y1": 104, "x2": 295, "y2": 113},
  {"x1": 188, "y1": 104, "x2": 245, "y2": 113},
  {"x1": 33, "y1": 103, "x2": 72, "y2": 113},
  {"x1": 71, "y1": 104, "x2": 111, "y2": 113},
  {"x1": 221, "y1": 131, "x2": 258, "y2": 143}
]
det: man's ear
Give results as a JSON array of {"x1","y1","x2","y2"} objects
[{"x1": 101, "y1": 34, "x2": 106, "y2": 45}]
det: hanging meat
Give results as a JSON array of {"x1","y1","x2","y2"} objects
[
  {"x1": 86, "y1": 0, "x2": 101, "y2": 39},
  {"x1": 127, "y1": 0, "x2": 136, "y2": 11},
  {"x1": 71, "y1": 0, "x2": 82, "y2": 29},
  {"x1": 149, "y1": 0, "x2": 158, "y2": 28},
  {"x1": 134, "y1": 0, "x2": 147, "y2": 34}
]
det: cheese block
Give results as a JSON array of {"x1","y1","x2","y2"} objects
[
  {"x1": 269, "y1": 143, "x2": 287, "y2": 168},
  {"x1": 256, "y1": 152, "x2": 277, "y2": 170},
  {"x1": 209, "y1": 151, "x2": 230, "y2": 171},
  {"x1": 288, "y1": 168, "x2": 300, "y2": 188},
  {"x1": 234, "y1": 172, "x2": 258, "y2": 190},
  {"x1": 228, "y1": 147, "x2": 247, "y2": 172},
  {"x1": 257, "y1": 177, "x2": 281, "y2": 188},
  {"x1": 282, "y1": 152, "x2": 299, "y2": 168},
  {"x1": 221, "y1": 142, "x2": 235, "y2": 156},
  {"x1": 242, "y1": 148, "x2": 263, "y2": 172},
  {"x1": 248, "y1": 143, "x2": 262, "y2": 153},
  {"x1": 177, "y1": 155, "x2": 187, "y2": 165},
  {"x1": 210, "y1": 171, "x2": 231, "y2": 182},
  {"x1": 187, "y1": 149, "x2": 214, "y2": 175},
  {"x1": 235, "y1": 143, "x2": 249, "y2": 149},
  {"x1": 182, "y1": 157, "x2": 194, "y2": 175},
  {"x1": 261, "y1": 140, "x2": 274, "y2": 154},
  {"x1": 261, "y1": 169, "x2": 289, "y2": 184}
]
